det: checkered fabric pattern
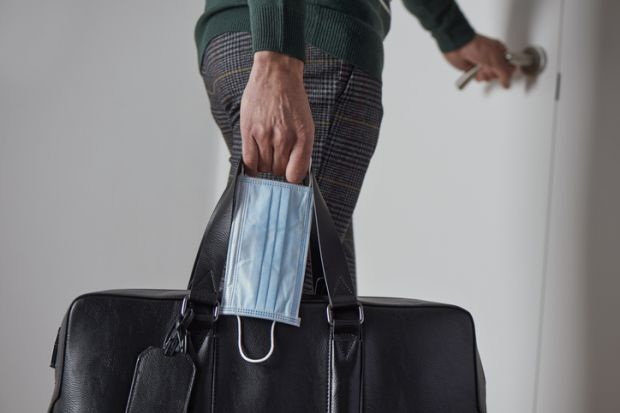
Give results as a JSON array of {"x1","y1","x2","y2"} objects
[{"x1": 200, "y1": 31, "x2": 383, "y2": 295}]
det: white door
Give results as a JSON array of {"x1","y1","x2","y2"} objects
[
  {"x1": 356, "y1": 1, "x2": 562, "y2": 412},
  {"x1": 534, "y1": 1, "x2": 620, "y2": 412}
]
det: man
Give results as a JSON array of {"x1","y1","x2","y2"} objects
[{"x1": 194, "y1": 0, "x2": 514, "y2": 294}]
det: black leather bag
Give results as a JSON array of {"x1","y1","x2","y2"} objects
[{"x1": 47, "y1": 160, "x2": 487, "y2": 413}]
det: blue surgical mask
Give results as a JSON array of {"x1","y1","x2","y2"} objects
[{"x1": 220, "y1": 168, "x2": 314, "y2": 363}]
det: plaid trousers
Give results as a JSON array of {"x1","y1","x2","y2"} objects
[{"x1": 200, "y1": 32, "x2": 383, "y2": 295}]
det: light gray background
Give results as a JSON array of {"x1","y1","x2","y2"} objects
[
  {"x1": 1, "y1": 0, "x2": 229, "y2": 410},
  {"x1": 2, "y1": 1, "x2": 619, "y2": 412}
]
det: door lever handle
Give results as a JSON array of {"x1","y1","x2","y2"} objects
[{"x1": 456, "y1": 45, "x2": 547, "y2": 90}]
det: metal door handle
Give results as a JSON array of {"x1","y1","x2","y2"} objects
[{"x1": 456, "y1": 45, "x2": 547, "y2": 90}]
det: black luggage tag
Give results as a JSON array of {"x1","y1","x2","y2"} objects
[{"x1": 125, "y1": 346, "x2": 196, "y2": 413}]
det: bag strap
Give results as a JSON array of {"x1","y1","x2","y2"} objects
[
  {"x1": 308, "y1": 172, "x2": 359, "y2": 309},
  {"x1": 185, "y1": 158, "x2": 243, "y2": 319}
]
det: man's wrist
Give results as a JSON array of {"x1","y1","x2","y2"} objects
[{"x1": 252, "y1": 51, "x2": 304, "y2": 77}]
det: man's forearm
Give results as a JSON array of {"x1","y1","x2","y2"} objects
[{"x1": 402, "y1": 0, "x2": 476, "y2": 52}]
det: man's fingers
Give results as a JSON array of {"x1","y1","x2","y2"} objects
[
  {"x1": 496, "y1": 69, "x2": 511, "y2": 88},
  {"x1": 477, "y1": 64, "x2": 511, "y2": 87},
  {"x1": 285, "y1": 143, "x2": 312, "y2": 184},
  {"x1": 476, "y1": 67, "x2": 493, "y2": 82},
  {"x1": 272, "y1": 129, "x2": 293, "y2": 177},
  {"x1": 491, "y1": 43, "x2": 514, "y2": 88},
  {"x1": 242, "y1": 138, "x2": 260, "y2": 176},
  {"x1": 255, "y1": 133, "x2": 274, "y2": 173},
  {"x1": 494, "y1": 62, "x2": 514, "y2": 88},
  {"x1": 446, "y1": 52, "x2": 475, "y2": 71}
]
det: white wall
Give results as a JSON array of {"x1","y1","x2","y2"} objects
[{"x1": 0, "y1": 0, "x2": 228, "y2": 411}]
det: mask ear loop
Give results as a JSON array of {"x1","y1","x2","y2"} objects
[{"x1": 236, "y1": 315, "x2": 276, "y2": 363}]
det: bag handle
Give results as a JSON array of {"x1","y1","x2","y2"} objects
[
  {"x1": 185, "y1": 157, "x2": 360, "y2": 326},
  {"x1": 157, "y1": 158, "x2": 363, "y2": 413}
]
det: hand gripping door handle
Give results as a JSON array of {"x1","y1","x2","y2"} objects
[{"x1": 456, "y1": 45, "x2": 547, "y2": 90}]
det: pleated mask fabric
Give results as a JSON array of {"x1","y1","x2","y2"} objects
[{"x1": 220, "y1": 175, "x2": 314, "y2": 327}]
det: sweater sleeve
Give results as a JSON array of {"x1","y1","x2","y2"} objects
[
  {"x1": 401, "y1": 0, "x2": 476, "y2": 52},
  {"x1": 247, "y1": 0, "x2": 306, "y2": 62}
]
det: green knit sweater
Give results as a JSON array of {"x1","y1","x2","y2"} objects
[{"x1": 194, "y1": 0, "x2": 476, "y2": 80}]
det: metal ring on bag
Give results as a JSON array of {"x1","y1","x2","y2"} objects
[
  {"x1": 163, "y1": 295, "x2": 194, "y2": 355},
  {"x1": 180, "y1": 295, "x2": 190, "y2": 316},
  {"x1": 183, "y1": 294, "x2": 220, "y2": 322},
  {"x1": 236, "y1": 316, "x2": 276, "y2": 363},
  {"x1": 326, "y1": 303, "x2": 364, "y2": 326}
]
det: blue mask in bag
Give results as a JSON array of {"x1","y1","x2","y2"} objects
[{"x1": 220, "y1": 164, "x2": 314, "y2": 363}]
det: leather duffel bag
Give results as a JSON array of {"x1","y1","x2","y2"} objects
[{"x1": 47, "y1": 160, "x2": 487, "y2": 413}]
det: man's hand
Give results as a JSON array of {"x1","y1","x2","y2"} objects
[
  {"x1": 240, "y1": 51, "x2": 314, "y2": 184},
  {"x1": 443, "y1": 34, "x2": 516, "y2": 88}
]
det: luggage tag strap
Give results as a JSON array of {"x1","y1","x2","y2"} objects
[
  {"x1": 163, "y1": 295, "x2": 203, "y2": 356},
  {"x1": 126, "y1": 297, "x2": 201, "y2": 413},
  {"x1": 125, "y1": 346, "x2": 196, "y2": 413}
]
